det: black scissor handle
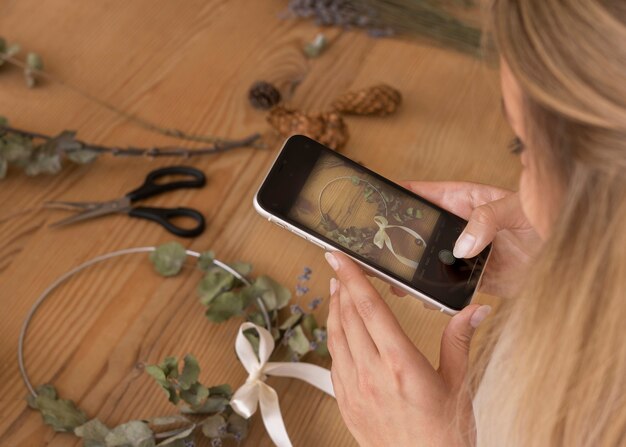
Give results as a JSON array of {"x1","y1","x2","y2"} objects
[
  {"x1": 126, "y1": 166, "x2": 206, "y2": 202},
  {"x1": 128, "y1": 206, "x2": 206, "y2": 238}
]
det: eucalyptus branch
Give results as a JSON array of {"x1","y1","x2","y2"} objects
[{"x1": 0, "y1": 121, "x2": 263, "y2": 179}]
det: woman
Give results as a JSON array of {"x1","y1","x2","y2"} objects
[{"x1": 325, "y1": 1, "x2": 626, "y2": 445}]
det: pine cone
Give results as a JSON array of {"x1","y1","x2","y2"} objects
[
  {"x1": 331, "y1": 84, "x2": 401, "y2": 116},
  {"x1": 248, "y1": 81, "x2": 282, "y2": 110},
  {"x1": 267, "y1": 106, "x2": 349, "y2": 151}
]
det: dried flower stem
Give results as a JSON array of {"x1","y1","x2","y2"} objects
[
  {"x1": 1, "y1": 54, "x2": 244, "y2": 145},
  {"x1": 0, "y1": 124, "x2": 262, "y2": 158}
]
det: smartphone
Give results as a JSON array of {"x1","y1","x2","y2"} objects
[{"x1": 254, "y1": 135, "x2": 491, "y2": 314}]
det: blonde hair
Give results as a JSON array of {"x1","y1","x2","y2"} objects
[{"x1": 471, "y1": 1, "x2": 626, "y2": 446}]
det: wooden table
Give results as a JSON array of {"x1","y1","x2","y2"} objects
[{"x1": 0, "y1": 1, "x2": 518, "y2": 445}]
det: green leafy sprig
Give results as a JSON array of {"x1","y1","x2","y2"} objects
[
  {"x1": 0, "y1": 117, "x2": 261, "y2": 179},
  {"x1": 26, "y1": 242, "x2": 329, "y2": 445}
]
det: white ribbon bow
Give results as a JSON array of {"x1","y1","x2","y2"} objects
[
  {"x1": 373, "y1": 215, "x2": 427, "y2": 269},
  {"x1": 230, "y1": 322, "x2": 335, "y2": 447}
]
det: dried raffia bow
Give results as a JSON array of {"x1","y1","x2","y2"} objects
[
  {"x1": 230, "y1": 322, "x2": 335, "y2": 447},
  {"x1": 373, "y1": 215, "x2": 426, "y2": 269},
  {"x1": 266, "y1": 83, "x2": 401, "y2": 151}
]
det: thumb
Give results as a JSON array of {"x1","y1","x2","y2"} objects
[
  {"x1": 453, "y1": 193, "x2": 525, "y2": 259},
  {"x1": 438, "y1": 304, "x2": 492, "y2": 390}
]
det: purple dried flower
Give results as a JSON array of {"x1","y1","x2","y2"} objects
[
  {"x1": 296, "y1": 285, "x2": 309, "y2": 296},
  {"x1": 290, "y1": 304, "x2": 305, "y2": 314},
  {"x1": 309, "y1": 341, "x2": 318, "y2": 350},
  {"x1": 315, "y1": 329, "x2": 327, "y2": 342},
  {"x1": 211, "y1": 438, "x2": 223, "y2": 447},
  {"x1": 298, "y1": 266, "x2": 312, "y2": 281},
  {"x1": 308, "y1": 296, "x2": 323, "y2": 310}
]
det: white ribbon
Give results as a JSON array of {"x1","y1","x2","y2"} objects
[
  {"x1": 230, "y1": 322, "x2": 335, "y2": 447},
  {"x1": 373, "y1": 215, "x2": 427, "y2": 269}
]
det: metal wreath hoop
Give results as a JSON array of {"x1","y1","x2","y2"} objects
[{"x1": 18, "y1": 246, "x2": 272, "y2": 399}]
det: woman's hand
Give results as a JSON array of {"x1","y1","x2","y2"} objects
[
  {"x1": 397, "y1": 181, "x2": 541, "y2": 298},
  {"x1": 325, "y1": 251, "x2": 491, "y2": 447}
]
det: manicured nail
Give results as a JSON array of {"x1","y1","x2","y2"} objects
[
  {"x1": 330, "y1": 278, "x2": 339, "y2": 295},
  {"x1": 453, "y1": 232, "x2": 476, "y2": 258},
  {"x1": 325, "y1": 252, "x2": 339, "y2": 271},
  {"x1": 470, "y1": 305, "x2": 492, "y2": 328}
]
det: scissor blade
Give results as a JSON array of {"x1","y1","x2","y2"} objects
[
  {"x1": 43, "y1": 200, "x2": 102, "y2": 211},
  {"x1": 48, "y1": 197, "x2": 131, "y2": 228}
]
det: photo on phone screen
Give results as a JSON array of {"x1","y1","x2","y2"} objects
[{"x1": 255, "y1": 135, "x2": 490, "y2": 312}]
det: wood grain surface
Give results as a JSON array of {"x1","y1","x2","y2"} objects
[{"x1": 0, "y1": 1, "x2": 519, "y2": 446}]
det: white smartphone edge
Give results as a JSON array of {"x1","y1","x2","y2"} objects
[{"x1": 252, "y1": 139, "x2": 490, "y2": 316}]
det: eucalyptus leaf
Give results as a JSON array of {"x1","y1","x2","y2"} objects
[
  {"x1": 246, "y1": 311, "x2": 266, "y2": 327},
  {"x1": 300, "y1": 314, "x2": 318, "y2": 336},
  {"x1": 26, "y1": 52, "x2": 43, "y2": 70},
  {"x1": 5, "y1": 42, "x2": 20, "y2": 57},
  {"x1": 145, "y1": 365, "x2": 167, "y2": 385},
  {"x1": 228, "y1": 262, "x2": 252, "y2": 277},
  {"x1": 24, "y1": 150, "x2": 61, "y2": 176},
  {"x1": 252, "y1": 275, "x2": 291, "y2": 311},
  {"x1": 105, "y1": 421, "x2": 155, "y2": 447},
  {"x1": 197, "y1": 268, "x2": 234, "y2": 306},
  {"x1": 24, "y1": 53, "x2": 43, "y2": 88},
  {"x1": 205, "y1": 291, "x2": 245, "y2": 323},
  {"x1": 145, "y1": 365, "x2": 179, "y2": 405},
  {"x1": 27, "y1": 384, "x2": 88, "y2": 432},
  {"x1": 197, "y1": 250, "x2": 215, "y2": 271},
  {"x1": 1, "y1": 133, "x2": 33, "y2": 162},
  {"x1": 350, "y1": 175, "x2": 360, "y2": 185},
  {"x1": 180, "y1": 382, "x2": 209, "y2": 408},
  {"x1": 149, "y1": 242, "x2": 187, "y2": 277},
  {"x1": 148, "y1": 415, "x2": 190, "y2": 427},
  {"x1": 159, "y1": 356, "x2": 179, "y2": 379},
  {"x1": 287, "y1": 325, "x2": 311, "y2": 356},
  {"x1": 200, "y1": 414, "x2": 226, "y2": 438},
  {"x1": 226, "y1": 413, "x2": 249, "y2": 440},
  {"x1": 0, "y1": 157, "x2": 6, "y2": 179},
  {"x1": 279, "y1": 313, "x2": 302, "y2": 331},
  {"x1": 208, "y1": 384, "x2": 232, "y2": 399},
  {"x1": 155, "y1": 424, "x2": 195, "y2": 446},
  {"x1": 67, "y1": 148, "x2": 98, "y2": 164},
  {"x1": 184, "y1": 395, "x2": 228, "y2": 414},
  {"x1": 75, "y1": 419, "x2": 110, "y2": 447},
  {"x1": 179, "y1": 354, "x2": 200, "y2": 390}
]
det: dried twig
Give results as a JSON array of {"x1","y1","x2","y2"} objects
[
  {"x1": 0, "y1": 124, "x2": 262, "y2": 158},
  {"x1": 1, "y1": 54, "x2": 238, "y2": 144}
]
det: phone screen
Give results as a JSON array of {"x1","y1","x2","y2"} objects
[{"x1": 256, "y1": 135, "x2": 490, "y2": 310}]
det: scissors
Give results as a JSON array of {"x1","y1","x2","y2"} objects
[{"x1": 45, "y1": 166, "x2": 207, "y2": 238}]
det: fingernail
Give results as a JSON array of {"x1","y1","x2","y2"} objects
[
  {"x1": 453, "y1": 232, "x2": 476, "y2": 258},
  {"x1": 330, "y1": 278, "x2": 339, "y2": 295},
  {"x1": 470, "y1": 305, "x2": 492, "y2": 328},
  {"x1": 325, "y1": 252, "x2": 339, "y2": 271}
]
